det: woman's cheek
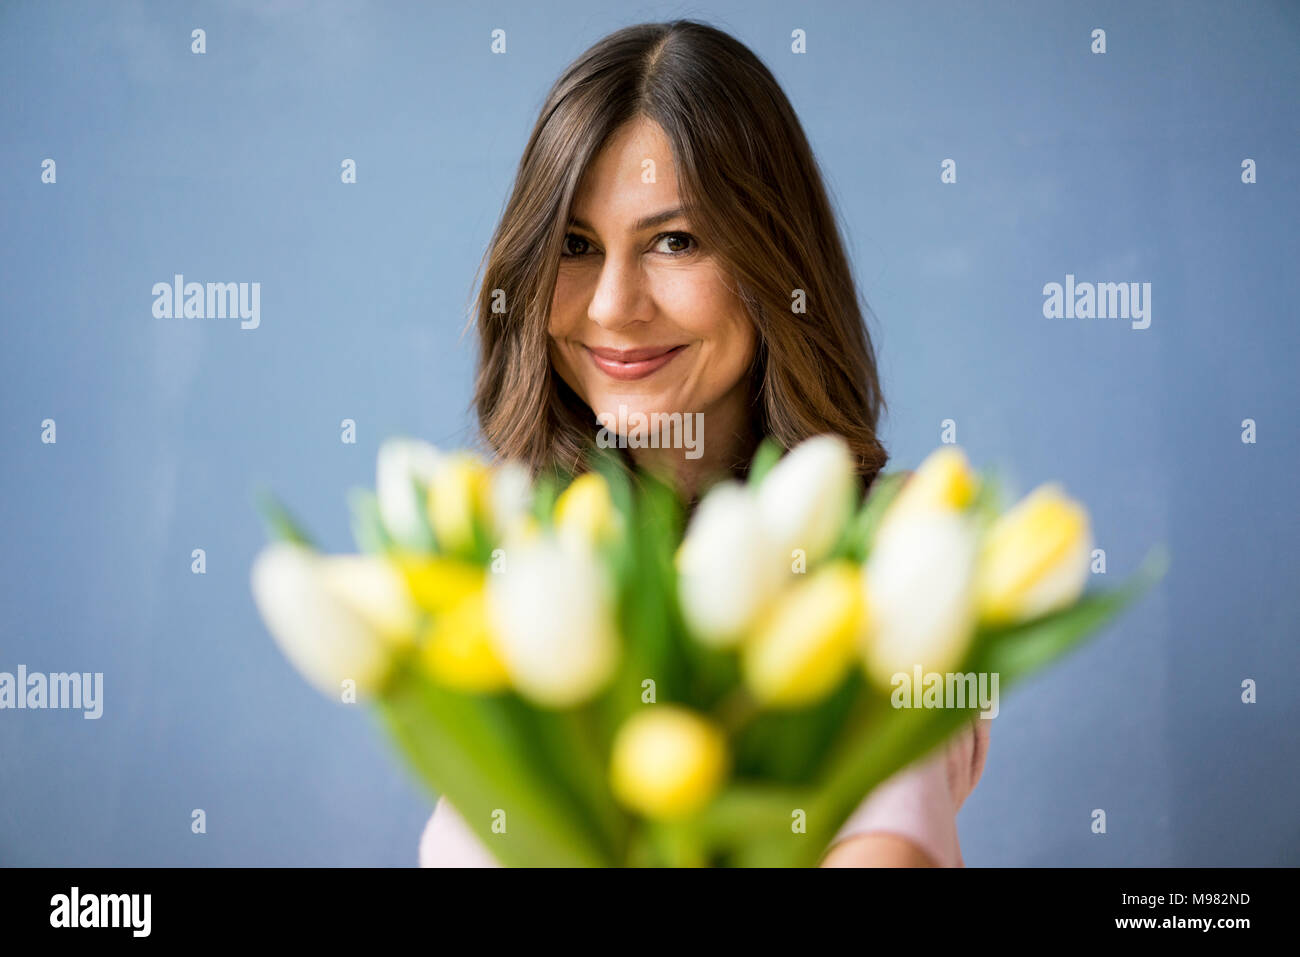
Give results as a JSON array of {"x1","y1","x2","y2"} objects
[{"x1": 549, "y1": 271, "x2": 585, "y2": 335}]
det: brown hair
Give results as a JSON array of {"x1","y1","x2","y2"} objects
[{"x1": 470, "y1": 19, "x2": 889, "y2": 489}]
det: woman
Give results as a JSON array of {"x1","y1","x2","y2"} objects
[{"x1": 422, "y1": 19, "x2": 990, "y2": 867}]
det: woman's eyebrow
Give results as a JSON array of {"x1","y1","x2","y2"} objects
[{"x1": 569, "y1": 206, "x2": 686, "y2": 234}]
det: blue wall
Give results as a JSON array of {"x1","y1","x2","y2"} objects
[{"x1": 2, "y1": 0, "x2": 1296, "y2": 865}]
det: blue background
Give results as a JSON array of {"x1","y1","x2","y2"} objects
[{"x1": 2, "y1": 0, "x2": 1297, "y2": 865}]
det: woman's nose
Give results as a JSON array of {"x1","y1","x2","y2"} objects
[{"x1": 587, "y1": 255, "x2": 654, "y2": 331}]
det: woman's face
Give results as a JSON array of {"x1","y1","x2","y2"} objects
[{"x1": 548, "y1": 116, "x2": 757, "y2": 452}]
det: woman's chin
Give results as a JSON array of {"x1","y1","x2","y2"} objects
[{"x1": 588, "y1": 392, "x2": 686, "y2": 422}]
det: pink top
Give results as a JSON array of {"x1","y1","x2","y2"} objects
[{"x1": 418, "y1": 717, "x2": 990, "y2": 867}]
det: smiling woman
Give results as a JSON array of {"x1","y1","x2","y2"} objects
[
  {"x1": 446, "y1": 18, "x2": 992, "y2": 867},
  {"x1": 471, "y1": 19, "x2": 889, "y2": 501},
  {"x1": 546, "y1": 116, "x2": 758, "y2": 493}
]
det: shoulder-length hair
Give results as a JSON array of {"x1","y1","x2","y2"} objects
[{"x1": 470, "y1": 19, "x2": 889, "y2": 488}]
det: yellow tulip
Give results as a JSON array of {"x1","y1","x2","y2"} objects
[
  {"x1": 421, "y1": 586, "x2": 511, "y2": 693},
  {"x1": 609, "y1": 706, "x2": 728, "y2": 820},
  {"x1": 554, "y1": 471, "x2": 619, "y2": 546},
  {"x1": 974, "y1": 482, "x2": 1092, "y2": 626},
  {"x1": 877, "y1": 446, "x2": 979, "y2": 542},
  {"x1": 392, "y1": 554, "x2": 486, "y2": 615},
  {"x1": 742, "y1": 562, "x2": 865, "y2": 707},
  {"x1": 426, "y1": 452, "x2": 490, "y2": 555}
]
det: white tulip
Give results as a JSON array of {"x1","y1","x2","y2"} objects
[
  {"x1": 860, "y1": 508, "x2": 980, "y2": 687},
  {"x1": 756, "y1": 434, "x2": 856, "y2": 566},
  {"x1": 250, "y1": 544, "x2": 415, "y2": 698},
  {"x1": 677, "y1": 482, "x2": 783, "y2": 648},
  {"x1": 316, "y1": 554, "x2": 421, "y2": 639},
  {"x1": 376, "y1": 438, "x2": 443, "y2": 549},
  {"x1": 486, "y1": 535, "x2": 619, "y2": 707},
  {"x1": 488, "y1": 460, "x2": 535, "y2": 540}
]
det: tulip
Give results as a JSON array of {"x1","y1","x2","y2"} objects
[
  {"x1": 860, "y1": 508, "x2": 980, "y2": 687},
  {"x1": 426, "y1": 452, "x2": 491, "y2": 556},
  {"x1": 498, "y1": 512, "x2": 543, "y2": 553},
  {"x1": 755, "y1": 434, "x2": 856, "y2": 566},
  {"x1": 875, "y1": 445, "x2": 979, "y2": 543},
  {"x1": 553, "y1": 471, "x2": 619, "y2": 547},
  {"x1": 250, "y1": 544, "x2": 417, "y2": 698},
  {"x1": 421, "y1": 585, "x2": 511, "y2": 693},
  {"x1": 609, "y1": 706, "x2": 728, "y2": 820},
  {"x1": 316, "y1": 553, "x2": 423, "y2": 641},
  {"x1": 485, "y1": 535, "x2": 619, "y2": 707},
  {"x1": 676, "y1": 482, "x2": 784, "y2": 648},
  {"x1": 394, "y1": 554, "x2": 488, "y2": 615},
  {"x1": 973, "y1": 482, "x2": 1092, "y2": 626},
  {"x1": 376, "y1": 438, "x2": 443, "y2": 550},
  {"x1": 743, "y1": 562, "x2": 865, "y2": 707},
  {"x1": 487, "y1": 460, "x2": 534, "y2": 540}
]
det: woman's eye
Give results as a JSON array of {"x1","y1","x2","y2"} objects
[
  {"x1": 561, "y1": 233, "x2": 592, "y2": 257},
  {"x1": 655, "y1": 231, "x2": 696, "y2": 255}
]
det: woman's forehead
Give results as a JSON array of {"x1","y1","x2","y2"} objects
[{"x1": 568, "y1": 120, "x2": 685, "y2": 232}]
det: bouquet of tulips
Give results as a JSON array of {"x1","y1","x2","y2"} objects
[{"x1": 250, "y1": 435, "x2": 1166, "y2": 866}]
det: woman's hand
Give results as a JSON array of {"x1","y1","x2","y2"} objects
[{"x1": 819, "y1": 716, "x2": 991, "y2": 867}]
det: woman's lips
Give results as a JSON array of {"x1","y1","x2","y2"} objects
[{"x1": 584, "y1": 344, "x2": 687, "y2": 381}]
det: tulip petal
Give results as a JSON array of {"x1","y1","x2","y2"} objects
[
  {"x1": 756, "y1": 434, "x2": 856, "y2": 565},
  {"x1": 677, "y1": 482, "x2": 783, "y2": 647},
  {"x1": 486, "y1": 536, "x2": 620, "y2": 707},
  {"x1": 861, "y1": 509, "x2": 980, "y2": 685},
  {"x1": 250, "y1": 544, "x2": 397, "y2": 698},
  {"x1": 743, "y1": 562, "x2": 864, "y2": 707},
  {"x1": 974, "y1": 483, "x2": 1092, "y2": 625}
]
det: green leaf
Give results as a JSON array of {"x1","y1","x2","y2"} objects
[
  {"x1": 692, "y1": 782, "x2": 812, "y2": 866},
  {"x1": 528, "y1": 701, "x2": 632, "y2": 860},
  {"x1": 375, "y1": 661, "x2": 616, "y2": 867},
  {"x1": 530, "y1": 468, "x2": 567, "y2": 528},
  {"x1": 348, "y1": 487, "x2": 395, "y2": 555},
  {"x1": 746, "y1": 437, "x2": 786, "y2": 488},
  {"x1": 694, "y1": 782, "x2": 807, "y2": 844},
  {"x1": 406, "y1": 475, "x2": 438, "y2": 553},
  {"x1": 732, "y1": 669, "x2": 863, "y2": 782},
  {"x1": 840, "y1": 470, "x2": 907, "y2": 562},
  {"x1": 253, "y1": 487, "x2": 316, "y2": 548},
  {"x1": 969, "y1": 543, "x2": 1169, "y2": 685},
  {"x1": 967, "y1": 465, "x2": 1007, "y2": 534},
  {"x1": 597, "y1": 463, "x2": 699, "y2": 719}
]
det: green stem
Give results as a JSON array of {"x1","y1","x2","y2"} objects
[{"x1": 714, "y1": 687, "x2": 760, "y2": 736}]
